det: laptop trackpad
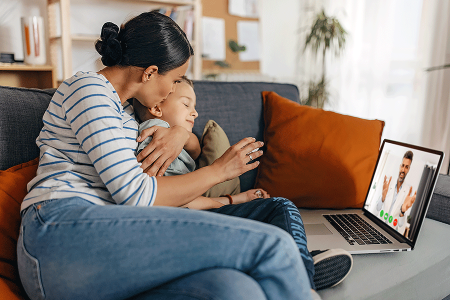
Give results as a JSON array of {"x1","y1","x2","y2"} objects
[{"x1": 305, "y1": 224, "x2": 333, "y2": 235}]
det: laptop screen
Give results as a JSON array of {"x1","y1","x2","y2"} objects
[{"x1": 363, "y1": 140, "x2": 443, "y2": 244}]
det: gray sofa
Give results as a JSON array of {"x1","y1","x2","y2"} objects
[{"x1": 1, "y1": 82, "x2": 449, "y2": 300}]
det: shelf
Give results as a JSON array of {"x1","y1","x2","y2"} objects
[
  {"x1": 0, "y1": 64, "x2": 56, "y2": 89},
  {"x1": 50, "y1": 35, "x2": 98, "y2": 42},
  {"x1": 115, "y1": 0, "x2": 196, "y2": 5},
  {"x1": 48, "y1": 0, "x2": 195, "y2": 6},
  {"x1": 51, "y1": 35, "x2": 196, "y2": 44},
  {"x1": 47, "y1": 0, "x2": 202, "y2": 80},
  {"x1": 0, "y1": 64, "x2": 54, "y2": 71}
]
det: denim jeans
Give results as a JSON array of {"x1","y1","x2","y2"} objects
[
  {"x1": 17, "y1": 197, "x2": 313, "y2": 300},
  {"x1": 208, "y1": 197, "x2": 315, "y2": 289}
]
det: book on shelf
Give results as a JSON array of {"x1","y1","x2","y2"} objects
[{"x1": 153, "y1": 7, "x2": 194, "y2": 42}]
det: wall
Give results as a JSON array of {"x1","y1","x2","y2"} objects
[
  {"x1": 0, "y1": 0, "x2": 300, "y2": 83},
  {"x1": 2, "y1": 1, "x2": 447, "y2": 173},
  {"x1": 0, "y1": 0, "x2": 47, "y2": 61},
  {"x1": 259, "y1": 0, "x2": 300, "y2": 84}
]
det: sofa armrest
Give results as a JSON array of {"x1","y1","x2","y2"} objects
[{"x1": 426, "y1": 174, "x2": 450, "y2": 225}]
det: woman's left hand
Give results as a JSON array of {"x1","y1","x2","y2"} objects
[
  {"x1": 232, "y1": 188, "x2": 270, "y2": 204},
  {"x1": 136, "y1": 125, "x2": 190, "y2": 176}
]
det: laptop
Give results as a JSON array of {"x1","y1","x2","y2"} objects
[{"x1": 300, "y1": 139, "x2": 444, "y2": 254}]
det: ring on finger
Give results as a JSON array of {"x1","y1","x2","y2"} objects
[
  {"x1": 248, "y1": 154, "x2": 253, "y2": 161},
  {"x1": 255, "y1": 190, "x2": 263, "y2": 198}
]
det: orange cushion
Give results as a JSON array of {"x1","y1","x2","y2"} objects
[
  {"x1": 255, "y1": 92, "x2": 384, "y2": 209},
  {"x1": 0, "y1": 158, "x2": 38, "y2": 300}
]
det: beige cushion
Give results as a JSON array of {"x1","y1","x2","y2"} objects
[{"x1": 198, "y1": 120, "x2": 240, "y2": 197}]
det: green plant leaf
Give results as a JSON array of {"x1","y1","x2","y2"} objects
[
  {"x1": 214, "y1": 60, "x2": 231, "y2": 68},
  {"x1": 228, "y1": 40, "x2": 246, "y2": 53}
]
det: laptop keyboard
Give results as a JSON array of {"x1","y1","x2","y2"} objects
[{"x1": 324, "y1": 214, "x2": 392, "y2": 246}]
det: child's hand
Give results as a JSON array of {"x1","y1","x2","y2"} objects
[
  {"x1": 210, "y1": 137, "x2": 263, "y2": 183},
  {"x1": 232, "y1": 189, "x2": 270, "y2": 204}
]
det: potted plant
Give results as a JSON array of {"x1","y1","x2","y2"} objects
[
  {"x1": 204, "y1": 40, "x2": 246, "y2": 80},
  {"x1": 302, "y1": 9, "x2": 347, "y2": 108}
]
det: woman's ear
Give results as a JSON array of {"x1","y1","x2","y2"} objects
[
  {"x1": 142, "y1": 66, "x2": 159, "y2": 83},
  {"x1": 149, "y1": 104, "x2": 163, "y2": 118}
]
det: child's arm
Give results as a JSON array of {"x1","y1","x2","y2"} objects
[
  {"x1": 184, "y1": 131, "x2": 201, "y2": 160},
  {"x1": 182, "y1": 196, "x2": 225, "y2": 209},
  {"x1": 182, "y1": 189, "x2": 271, "y2": 210}
]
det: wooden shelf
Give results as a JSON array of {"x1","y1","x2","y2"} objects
[
  {"x1": 116, "y1": 0, "x2": 196, "y2": 5},
  {"x1": 52, "y1": 34, "x2": 196, "y2": 44},
  {"x1": 51, "y1": 35, "x2": 99, "y2": 42},
  {"x1": 48, "y1": 0, "x2": 195, "y2": 5},
  {"x1": 0, "y1": 64, "x2": 56, "y2": 89},
  {"x1": 47, "y1": 0, "x2": 202, "y2": 80}
]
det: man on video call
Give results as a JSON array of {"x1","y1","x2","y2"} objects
[{"x1": 376, "y1": 151, "x2": 417, "y2": 232}]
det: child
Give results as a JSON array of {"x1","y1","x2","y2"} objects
[
  {"x1": 134, "y1": 76, "x2": 266, "y2": 209},
  {"x1": 133, "y1": 76, "x2": 353, "y2": 291}
]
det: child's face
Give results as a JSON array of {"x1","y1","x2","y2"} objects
[{"x1": 159, "y1": 82, "x2": 198, "y2": 132}]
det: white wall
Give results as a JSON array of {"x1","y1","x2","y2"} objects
[
  {"x1": 0, "y1": 0, "x2": 47, "y2": 61},
  {"x1": 2, "y1": 1, "x2": 448, "y2": 172},
  {"x1": 259, "y1": 0, "x2": 300, "y2": 84},
  {"x1": 0, "y1": 0, "x2": 303, "y2": 82}
]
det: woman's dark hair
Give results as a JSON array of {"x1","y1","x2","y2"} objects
[{"x1": 95, "y1": 11, "x2": 194, "y2": 74}]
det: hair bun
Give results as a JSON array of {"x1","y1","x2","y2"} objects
[{"x1": 95, "y1": 22, "x2": 123, "y2": 66}]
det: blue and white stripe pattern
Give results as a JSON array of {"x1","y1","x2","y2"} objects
[{"x1": 22, "y1": 71, "x2": 157, "y2": 211}]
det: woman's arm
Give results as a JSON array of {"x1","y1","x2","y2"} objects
[{"x1": 136, "y1": 125, "x2": 198, "y2": 176}]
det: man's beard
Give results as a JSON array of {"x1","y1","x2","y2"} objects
[{"x1": 398, "y1": 172, "x2": 406, "y2": 183}]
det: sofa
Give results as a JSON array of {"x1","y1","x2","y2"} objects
[{"x1": 1, "y1": 82, "x2": 449, "y2": 300}]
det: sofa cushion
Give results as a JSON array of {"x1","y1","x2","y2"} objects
[
  {"x1": 0, "y1": 86, "x2": 52, "y2": 170},
  {"x1": 255, "y1": 91, "x2": 385, "y2": 209},
  {"x1": 192, "y1": 81, "x2": 300, "y2": 192},
  {"x1": 198, "y1": 120, "x2": 240, "y2": 197},
  {"x1": 426, "y1": 174, "x2": 450, "y2": 225},
  {"x1": 0, "y1": 158, "x2": 38, "y2": 300}
]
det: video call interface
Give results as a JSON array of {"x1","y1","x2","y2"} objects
[{"x1": 364, "y1": 143, "x2": 441, "y2": 242}]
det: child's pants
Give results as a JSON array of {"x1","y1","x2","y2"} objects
[{"x1": 208, "y1": 197, "x2": 315, "y2": 289}]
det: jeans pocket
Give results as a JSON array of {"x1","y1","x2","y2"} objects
[{"x1": 17, "y1": 227, "x2": 46, "y2": 300}]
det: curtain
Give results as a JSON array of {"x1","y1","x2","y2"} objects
[
  {"x1": 417, "y1": 0, "x2": 450, "y2": 174},
  {"x1": 310, "y1": 0, "x2": 450, "y2": 173},
  {"x1": 318, "y1": 0, "x2": 424, "y2": 144}
]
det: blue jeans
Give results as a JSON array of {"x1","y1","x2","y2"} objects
[
  {"x1": 17, "y1": 197, "x2": 313, "y2": 300},
  {"x1": 207, "y1": 197, "x2": 315, "y2": 289}
]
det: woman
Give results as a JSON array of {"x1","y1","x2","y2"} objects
[{"x1": 17, "y1": 12, "x2": 314, "y2": 300}]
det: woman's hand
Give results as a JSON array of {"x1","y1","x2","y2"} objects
[
  {"x1": 210, "y1": 137, "x2": 264, "y2": 183},
  {"x1": 136, "y1": 125, "x2": 190, "y2": 176},
  {"x1": 232, "y1": 188, "x2": 271, "y2": 204}
]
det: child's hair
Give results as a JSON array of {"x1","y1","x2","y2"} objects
[
  {"x1": 95, "y1": 11, "x2": 194, "y2": 74},
  {"x1": 179, "y1": 75, "x2": 194, "y2": 88}
]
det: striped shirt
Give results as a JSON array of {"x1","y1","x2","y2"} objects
[{"x1": 21, "y1": 71, "x2": 157, "y2": 211}]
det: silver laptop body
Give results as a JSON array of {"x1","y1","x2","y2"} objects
[{"x1": 300, "y1": 139, "x2": 444, "y2": 254}]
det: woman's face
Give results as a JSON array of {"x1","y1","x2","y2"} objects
[{"x1": 136, "y1": 59, "x2": 190, "y2": 109}]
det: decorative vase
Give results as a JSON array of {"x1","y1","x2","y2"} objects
[{"x1": 21, "y1": 16, "x2": 46, "y2": 65}]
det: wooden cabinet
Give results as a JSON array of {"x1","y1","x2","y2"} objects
[
  {"x1": 47, "y1": 0, "x2": 202, "y2": 81},
  {"x1": 0, "y1": 64, "x2": 56, "y2": 89}
]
